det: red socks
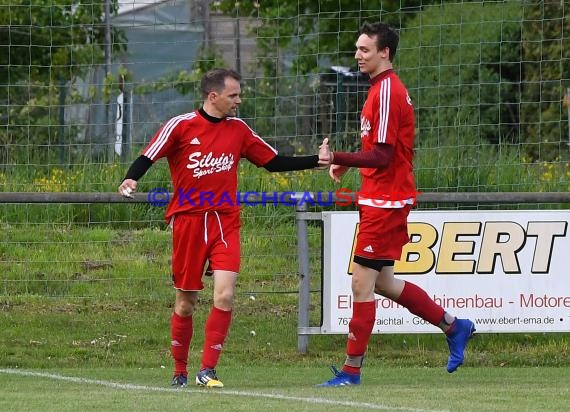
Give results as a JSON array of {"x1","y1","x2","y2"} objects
[
  {"x1": 395, "y1": 281, "x2": 444, "y2": 326},
  {"x1": 200, "y1": 306, "x2": 232, "y2": 370},
  {"x1": 170, "y1": 312, "x2": 193, "y2": 376},
  {"x1": 171, "y1": 307, "x2": 232, "y2": 375},
  {"x1": 343, "y1": 300, "x2": 376, "y2": 375},
  {"x1": 340, "y1": 282, "x2": 446, "y2": 375}
]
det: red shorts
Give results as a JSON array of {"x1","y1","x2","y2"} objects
[
  {"x1": 355, "y1": 205, "x2": 411, "y2": 261},
  {"x1": 171, "y1": 211, "x2": 241, "y2": 291}
]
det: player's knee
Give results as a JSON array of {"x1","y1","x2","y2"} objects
[
  {"x1": 213, "y1": 289, "x2": 235, "y2": 310},
  {"x1": 175, "y1": 297, "x2": 196, "y2": 317},
  {"x1": 351, "y1": 278, "x2": 368, "y2": 296}
]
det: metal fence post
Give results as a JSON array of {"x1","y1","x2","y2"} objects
[
  {"x1": 295, "y1": 199, "x2": 310, "y2": 354},
  {"x1": 58, "y1": 76, "x2": 66, "y2": 165},
  {"x1": 566, "y1": 87, "x2": 570, "y2": 148}
]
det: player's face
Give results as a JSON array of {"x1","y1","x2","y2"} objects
[
  {"x1": 355, "y1": 33, "x2": 389, "y2": 78},
  {"x1": 212, "y1": 77, "x2": 242, "y2": 117}
]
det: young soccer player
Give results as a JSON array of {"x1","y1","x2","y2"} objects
[{"x1": 317, "y1": 22, "x2": 476, "y2": 386}]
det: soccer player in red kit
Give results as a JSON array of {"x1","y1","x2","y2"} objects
[
  {"x1": 119, "y1": 68, "x2": 326, "y2": 388},
  {"x1": 317, "y1": 22, "x2": 476, "y2": 386}
]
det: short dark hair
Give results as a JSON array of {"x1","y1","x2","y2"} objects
[
  {"x1": 200, "y1": 68, "x2": 241, "y2": 99},
  {"x1": 359, "y1": 22, "x2": 399, "y2": 62}
]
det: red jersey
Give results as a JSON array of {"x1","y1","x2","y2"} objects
[
  {"x1": 358, "y1": 69, "x2": 416, "y2": 207},
  {"x1": 143, "y1": 110, "x2": 277, "y2": 219}
]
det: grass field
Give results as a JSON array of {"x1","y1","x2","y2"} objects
[
  {"x1": 2, "y1": 153, "x2": 570, "y2": 411},
  {"x1": 2, "y1": 222, "x2": 570, "y2": 411},
  {"x1": 2, "y1": 283, "x2": 570, "y2": 411},
  {"x1": 2, "y1": 366, "x2": 569, "y2": 411}
]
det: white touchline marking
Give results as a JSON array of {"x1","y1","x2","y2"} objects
[{"x1": 0, "y1": 369, "x2": 447, "y2": 412}]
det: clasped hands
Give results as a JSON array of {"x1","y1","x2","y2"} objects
[
  {"x1": 318, "y1": 138, "x2": 333, "y2": 166},
  {"x1": 318, "y1": 137, "x2": 347, "y2": 183}
]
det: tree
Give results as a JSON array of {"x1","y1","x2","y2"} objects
[
  {"x1": 399, "y1": 1, "x2": 569, "y2": 161},
  {"x1": 519, "y1": 1, "x2": 570, "y2": 160},
  {"x1": 215, "y1": 0, "x2": 438, "y2": 75},
  {"x1": 397, "y1": 2, "x2": 524, "y2": 147},
  {"x1": 0, "y1": 0, "x2": 126, "y2": 164},
  {"x1": 213, "y1": 1, "x2": 569, "y2": 161},
  {"x1": 210, "y1": 1, "x2": 463, "y2": 153}
]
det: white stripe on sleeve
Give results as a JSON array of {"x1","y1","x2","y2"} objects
[
  {"x1": 144, "y1": 112, "x2": 197, "y2": 160},
  {"x1": 377, "y1": 77, "x2": 391, "y2": 143}
]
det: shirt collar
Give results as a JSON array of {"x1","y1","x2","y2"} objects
[
  {"x1": 370, "y1": 69, "x2": 393, "y2": 85},
  {"x1": 198, "y1": 107, "x2": 224, "y2": 123}
]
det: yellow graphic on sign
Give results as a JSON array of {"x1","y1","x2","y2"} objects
[
  {"x1": 346, "y1": 221, "x2": 567, "y2": 275},
  {"x1": 347, "y1": 223, "x2": 359, "y2": 275}
]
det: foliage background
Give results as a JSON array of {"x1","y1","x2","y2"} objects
[
  {"x1": 2, "y1": 1, "x2": 569, "y2": 168},
  {"x1": 1, "y1": 6, "x2": 570, "y2": 406}
]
